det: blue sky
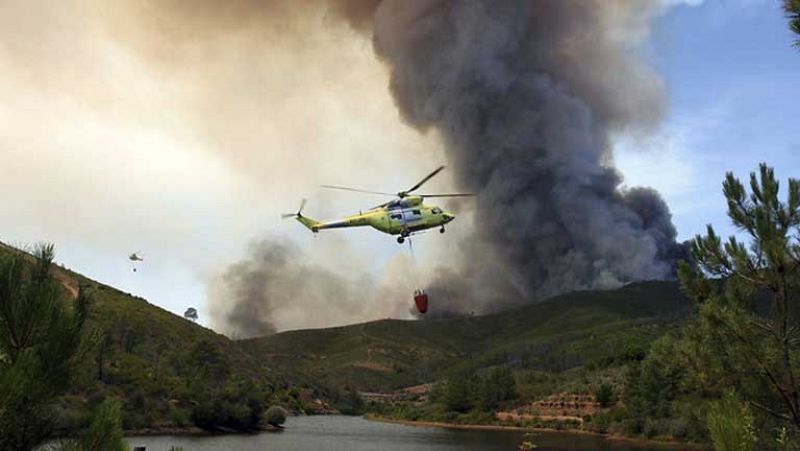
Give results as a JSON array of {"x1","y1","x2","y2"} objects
[{"x1": 619, "y1": 0, "x2": 800, "y2": 241}]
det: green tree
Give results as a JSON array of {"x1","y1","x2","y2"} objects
[
  {"x1": 679, "y1": 163, "x2": 800, "y2": 428},
  {"x1": 622, "y1": 331, "x2": 699, "y2": 437},
  {"x1": 786, "y1": 0, "x2": 800, "y2": 46},
  {"x1": 0, "y1": 244, "x2": 92, "y2": 451},
  {"x1": 443, "y1": 372, "x2": 476, "y2": 413},
  {"x1": 186, "y1": 339, "x2": 230, "y2": 391},
  {"x1": 189, "y1": 400, "x2": 226, "y2": 430},
  {"x1": 333, "y1": 386, "x2": 364, "y2": 415},
  {"x1": 480, "y1": 366, "x2": 517, "y2": 410},
  {"x1": 62, "y1": 399, "x2": 129, "y2": 451},
  {"x1": 706, "y1": 391, "x2": 757, "y2": 451},
  {"x1": 595, "y1": 383, "x2": 614, "y2": 408}
]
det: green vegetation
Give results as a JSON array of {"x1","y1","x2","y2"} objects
[
  {"x1": 0, "y1": 244, "x2": 92, "y2": 450},
  {"x1": 0, "y1": 241, "x2": 341, "y2": 446},
  {"x1": 244, "y1": 163, "x2": 800, "y2": 448},
  {"x1": 706, "y1": 392, "x2": 757, "y2": 451},
  {"x1": 432, "y1": 366, "x2": 518, "y2": 414},
  {"x1": 441, "y1": 372, "x2": 477, "y2": 413},
  {"x1": 678, "y1": 164, "x2": 800, "y2": 434},
  {"x1": 244, "y1": 280, "x2": 690, "y2": 392},
  {"x1": 3, "y1": 166, "x2": 798, "y2": 449},
  {"x1": 0, "y1": 244, "x2": 129, "y2": 451},
  {"x1": 480, "y1": 366, "x2": 517, "y2": 410},
  {"x1": 786, "y1": 0, "x2": 800, "y2": 46},
  {"x1": 621, "y1": 163, "x2": 800, "y2": 446},
  {"x1": 595, "y1": 383, "x2": 614, "y2": 408},
  {"x1": 62, "y1": 399, "x2": 129, "y2": 451},
  {"x1": 265, "y1": 405, "x2": 288, "y2": 427},
  {"x1": 243, "y1": 280, "x2": 695, "y2": 438}
]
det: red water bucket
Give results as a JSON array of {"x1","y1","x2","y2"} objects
[{"x1": 414, "y1": 291, "x2": 429, "y2": 314}]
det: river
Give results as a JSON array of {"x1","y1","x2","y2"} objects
[{"x1": 129, "y1": 415, "x2": 680, "y2": 451}]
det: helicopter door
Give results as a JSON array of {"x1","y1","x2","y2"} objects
[
  {"x1": 396, "y1": 208, "x2": 409, "y2": 235},
  {"x1": 404, "y1": 208, "x2": 424, "y2": 230},
  {"x1": 389, "y1": 210, "x2": 404, "y2": 234}
]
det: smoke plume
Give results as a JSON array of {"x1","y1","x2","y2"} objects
[
  {"x1": 371, "y1": 0, "x2": 687, "y2": 312},
  {"x1": 210, "y1": 0, "x2": 691, "y2": 331},
  {"x1": 210, "y1": 238, "x2": 418, "y2": 337},
  {"x1": 1, "y1": 0, "x2": 692, "y2": 334}
]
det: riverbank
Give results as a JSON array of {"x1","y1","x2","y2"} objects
[
  {"x1": 366, "y1": 415, "x2": 709, "y2": 450},
  {"x1": 124, "y1": 424, "x2": 284, "y2": 437}
]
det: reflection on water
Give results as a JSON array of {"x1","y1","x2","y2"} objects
[{"x1": 130, "y1": 415, "x2": 674, "y2": 451}]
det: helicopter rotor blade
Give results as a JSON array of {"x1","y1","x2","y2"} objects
[
  {"x1": 281, "y1": 213, "x2": 296, "y2": 219},
  {"x1": 420, "y1": 193, "x2": 476, "y2": 198},
  {"x1": 405, "y1": 165, "x2": 446, "y2": 194},
  {"x1": 370, "y1": 200, "x2": 392, "y2": 210},
  {"x1": 321, "y1": 185, "x2": 395, "y2": 196}
]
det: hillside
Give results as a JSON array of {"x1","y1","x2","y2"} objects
[
  {"x1": 1, "y1": 240, "x2": 698, "y2": 438},
  {"x1": 0, "y1": 242, "x2": 336, "y2": 432},
  {"x1": 244, "y1": 281, "x2": 693, "y2": 392}
]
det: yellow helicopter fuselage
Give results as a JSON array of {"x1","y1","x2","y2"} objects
[{"x1": 295, "y1": 195, "x2": 455, "y2": 241}]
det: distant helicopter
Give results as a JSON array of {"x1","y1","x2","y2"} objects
[
  {"x1": 284, "y1": 166, "x2": 473, "y2": 243},
  {"x1": 129, "y1": 252, "x2": 144, "y2": 272},
  {"x1": 128, "y1": 252, "x2": 144, "y2": 262}
]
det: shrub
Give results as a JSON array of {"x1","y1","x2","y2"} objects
[
  {"x1": 265, "y1": 405, "x2": 288, "y2": 428},
  {"x1": 706, "y1": 392, "x2": 756, "y2": 451},
  {"x1": 169, "y1": 408, "x2": 190, "y2": 427},
  {"x1": 62, "y1": 399, "x2": 129, "y2": 451},
  {"x1": 190, "y1": 401, "x2": 225, "y2": 430},
  {"x1": 588, "y1": 411, "x2": 610, "y2": 433},
  {"x1": 595, "y1": 383, "x2": 614, "y2": 408},
  {"x1": 333, "y1": 387, "x2": 365, "y2": 415}
]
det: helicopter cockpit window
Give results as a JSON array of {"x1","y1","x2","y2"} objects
[
  {"x1": 432, "y1": 207, "x2": 442, "y2": 214},
  {"x1": 390, "y1": 214, "x2": 402, "y2": 220},
  {"x1": 412, "y1": 209, "x2": 421, "y2": 215}
]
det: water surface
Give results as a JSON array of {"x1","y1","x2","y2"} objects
[{"x1": 130, "y1": 415, "x2": 675, "y2": 451}]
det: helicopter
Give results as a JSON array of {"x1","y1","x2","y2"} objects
[
  {"x1": 128, "y1": 252, "x2": 144, "y2": 262},
  {"x1": 283, "y1": 166, "x2": 473, "y2": 244}
]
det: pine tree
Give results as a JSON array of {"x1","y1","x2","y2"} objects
[
  {"x1": 0, "y1": 244, "x2": 92, "y2": 451},
  {"x1": 679, "y1": 163, "x2": 800, "y2": 427},
  {"x1": 786, "y1": 0, "x2": 800, "y2": 47}
]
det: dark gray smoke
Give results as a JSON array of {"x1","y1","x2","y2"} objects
[
  {"x1": 210, "y1": 237, "x2": 418, "y2": 337},
  {"x1": 372, "y1": 0, "x2": 687, "y2": 311},
  {"x1": 210, "y1": 239, "x2": 360, "y2": 337}
]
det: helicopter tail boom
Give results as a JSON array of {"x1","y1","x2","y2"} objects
[{"x1": 296, "y1": 215, "x2": 323, "y2": 233}]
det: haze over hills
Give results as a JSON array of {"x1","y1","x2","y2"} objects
[
  {"x1": 244, "y1": 281, "x2": 692, "y2": 392},
  {"x1": 0, "y1": 240, "x2": 692, "y2": 394}
]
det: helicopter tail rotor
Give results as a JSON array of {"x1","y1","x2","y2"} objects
[
  {"x1": 282, "y1": 199, "x2": 321, "y2": 233},
  {"x1": 282, "y1": 198, "x2": 307, "y2": 218}
]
